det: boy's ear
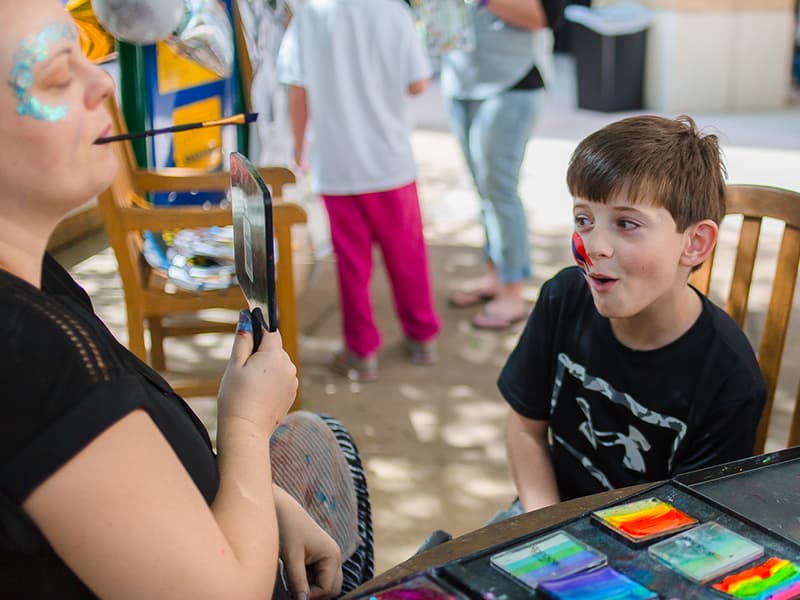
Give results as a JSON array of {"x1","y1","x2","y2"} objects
[{"x1": 680, "y1": 219, "x2": 718, "y2": 268}]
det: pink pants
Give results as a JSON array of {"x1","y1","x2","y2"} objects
[{"x1": 322, "y1": 181, "x2": 440, "y2": 357}]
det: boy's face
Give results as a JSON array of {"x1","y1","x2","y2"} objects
[{"x1": 572, "y1": 195, "x2": 693, "y2": 320}]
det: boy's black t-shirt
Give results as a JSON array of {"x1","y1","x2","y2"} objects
[
  {"x1": 499, "y1": 267, "x2": 766, "y2": 501},
  {"x1": 0, "y1": 254, "x2": 220, "y2": 598}
]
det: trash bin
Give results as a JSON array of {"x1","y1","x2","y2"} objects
[{"x1": 565, "y1": 3, "x2": 652, "y2": 112}]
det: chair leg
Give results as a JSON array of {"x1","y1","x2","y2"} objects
[{"x1": 149, "y1": 317, "x2": 166, "y2": 371}]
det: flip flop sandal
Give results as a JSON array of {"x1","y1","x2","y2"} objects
[
  {"x1": 448, "y1": 289, "x2": 496, "y2": 308},
  {"x1": 470, "y1": 307, "x2": 529, "y2": 331}
]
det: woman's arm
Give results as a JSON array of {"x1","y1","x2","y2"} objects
[
  {"x1": 485, "y1": 0, "x2": 548, "y2": 30},
  {"x1": 24, "y1": 318, "x2": 298, "y2": 600},
  {"x1": 274, "y1": 485, "x2": 343, "y2": 599},
  {"x1": 505, "y1": 409, "x2": 561, "y2": 512}
]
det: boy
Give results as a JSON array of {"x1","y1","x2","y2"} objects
[{"x1": 499, "y1": 115, "x2": 766, "y2": 514}]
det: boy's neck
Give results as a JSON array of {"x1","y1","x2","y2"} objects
[{"x1": 608, "y1": 284, "x2": 702, "y2": 351}]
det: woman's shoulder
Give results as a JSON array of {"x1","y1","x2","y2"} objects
[{"x1": 0, "y1": 265, "x2": 118, "y2": 386}]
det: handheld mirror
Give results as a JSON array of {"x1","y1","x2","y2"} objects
[{"x1": 230, "y1": 151, "x2": 277, "y2": 350}]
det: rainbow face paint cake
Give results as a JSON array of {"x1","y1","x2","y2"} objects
[
  {"x1": 712, "y1": 557, "x2": 800, "y2": 599},
  {"x1": 648, "y1": 522, "x2": 765, "y2": 584},
  {"x1": 489, "y1": 530, "x2": 606, "y2": 590},
  {"x1": 592, "y1": 497, "x2": 698, "y2": 543},
  {"x1": 538, "y1": 565, "x2": 658, "y2": 600}
]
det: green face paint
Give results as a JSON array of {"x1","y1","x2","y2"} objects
[{"x1": 8, "y1": 23, "x2": 77, "y2": 122}]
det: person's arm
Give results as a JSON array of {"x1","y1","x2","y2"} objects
[
  {"x1": 23, "y1": 319, "x2": 298, "y2": 600},
  {"x1": 287, "y1": 84, "x2": 309, "y2": 169},
  {"x1": 485, "y1": 0, "x2": 548, "y2": 30},
  {"x1": 274, "y1": 485, "x2": 343, "y2": 600},
  {"x1": 505, "y1": 409, "x2": 560, "y2": 512},
  {"x1": 407, "y1": 78, "x2": 430, "y2": 96}
]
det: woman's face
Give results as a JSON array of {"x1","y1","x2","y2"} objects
[{"x1": 0, "y1": 0, "x2": 117, "y2": 215}]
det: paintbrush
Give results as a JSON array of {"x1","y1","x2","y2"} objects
[{"x1": 94, "y1": 112, "x2": 259, "y2": 144}]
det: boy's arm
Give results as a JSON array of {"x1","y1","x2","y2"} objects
[
  {"x1": 407, "y1": 78, "x2": 430, "y2": 96},
  {"x1": 505, "y1": 409, "x2": 560, "y2": 512},
  {"x1": 286, "y1": 85, "x2": 308, "y2": 168}
]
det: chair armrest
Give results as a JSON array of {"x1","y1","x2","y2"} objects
[
  {"x1": 117, "y1": 201, "x2": 306, "y2": 232},
  {"x1": 118, "y1": 205, "x2": 232, "y2": 231},
  {"x1": 133, "y1": 166, "x2": 296, "y2": 198}
]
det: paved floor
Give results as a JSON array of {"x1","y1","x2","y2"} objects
[{"x1": 57, "y1": 55, "x2": 800, "y2": 576}]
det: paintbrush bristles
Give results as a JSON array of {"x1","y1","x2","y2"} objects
[{"x1": 94, "y1": 112, "x2": 259, "y2": 144}]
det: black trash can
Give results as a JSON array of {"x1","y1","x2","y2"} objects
[{"x1": 566, "y1": 4, "x2": 652, "y2": 112}]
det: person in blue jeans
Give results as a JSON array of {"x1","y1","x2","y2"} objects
[{"x1": 443, "y1": 0, "x2": 566, "y2": 330}]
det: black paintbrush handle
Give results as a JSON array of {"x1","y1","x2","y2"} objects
[{"x1": 95, "y1": 121, "x2": 203, "y2": 144}]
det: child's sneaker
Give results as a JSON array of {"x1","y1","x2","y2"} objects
[
  {"x1": 331, "y1": 348, "x2": 378, "y2": 382},
  {"x1": 406, "y1": 338, "x2": 438, "y2": 366}
]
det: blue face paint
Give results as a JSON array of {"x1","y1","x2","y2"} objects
[{"x1": 8, "y1": 23, "x2": 76, "y2": 122}]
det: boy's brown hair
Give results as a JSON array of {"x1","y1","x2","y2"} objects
[{"x1": 566, "y1": 115, "x2": 727, "y2": 231}]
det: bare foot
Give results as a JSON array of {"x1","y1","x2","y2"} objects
[
  {"x1": 471, "y1": 286, "x2": 531, "y2": 330},
  {"x1": 448, "y1": 274, "x2": 499, "y2": 308}
]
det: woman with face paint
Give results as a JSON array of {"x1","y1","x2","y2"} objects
[{"x1": 0, "y1": 2, "x2": 367, "y2": 598}]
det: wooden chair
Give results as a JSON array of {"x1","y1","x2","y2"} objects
[
  {"x1": 689, "y1": 184, "x2": 800, "y2": 454},
  {"x1": 98, "y1": 96, "x2": 307, "y2": 401}
]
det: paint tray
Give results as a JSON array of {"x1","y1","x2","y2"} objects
[
  {"x1": 489, "y1": 529, "x2": 606, "y2": 590},
  {"x1": 711, "y1": 556, "x2": 800, "y2": 599},
  {"x1": 591, "y1": 497, "x2": 698, "y2": 544},
  {"x1": 648, "y1": 521, "x2": 764, "y2": 584},
  {"x1": 538, "y1": 565, "x2": 659, "y2": 600}
]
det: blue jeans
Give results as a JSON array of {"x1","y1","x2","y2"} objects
[
  {"x1": 487, "y1": 497, "x2": 524, "y2": 525},
  {"x1": 447, "y1": 90, "x2": 543, "y2": 284}
]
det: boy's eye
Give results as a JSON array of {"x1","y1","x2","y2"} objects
[
  {"x1": 617, "y1": 219, "x2": 639, "y2": 230},
  {"x1": 574, "y1": 215, "x2": 591, "y2": 228}
]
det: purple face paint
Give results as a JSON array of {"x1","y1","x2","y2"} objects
[
  {"x1": 538, "y1": 566, "x2": 657, "y2": 600},
  {"x1": 571, "y1": 231, "x2": 592, "y2": 273},
  {"x1": 8, "y1": 22, "x2": 76, "y2": 122}
]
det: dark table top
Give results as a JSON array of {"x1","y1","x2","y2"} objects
[{"x1": 347, "y1": 482, "x2": 659, "y2": 598}]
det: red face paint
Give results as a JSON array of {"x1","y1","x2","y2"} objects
[{"x1": 571, "y1": 231, "x2": 592, "y2": 272}]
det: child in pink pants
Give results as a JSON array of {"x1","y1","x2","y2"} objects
[
  {"x1": 322, "y1": 182, "x2": 440, "y2": 379},
  {"x1": 278, "y1": 0, "x2": 441, "y2": 381}
]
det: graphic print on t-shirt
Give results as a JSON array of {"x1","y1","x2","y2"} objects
[{"x1": 550, "y1": 353, "x2": 688, "y2": 490}]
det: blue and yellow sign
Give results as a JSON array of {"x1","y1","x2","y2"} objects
[{"x1": 117, "y1": 0, "x2": 245, "y2": 205}]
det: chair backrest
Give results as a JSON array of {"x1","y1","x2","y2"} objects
[
  {"x1": 97, "y1": 96, "x2": 305, "y2": 402},
  {"x1": 690, "y1": 184, "x2": 800, "y2": 454}
]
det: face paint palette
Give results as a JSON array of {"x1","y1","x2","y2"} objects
[
  {"x1": 538, "y1": 566, "x2": 659, "y2": 600},
  {"x1": 648, "y1": 522, "x2": 765, "y2": 584},
  {"x1": 489, "y1": 530, "x2": 606, "y2": 590},
  {"x1": 591, "y1": 497, "x2": 698, "y2": 544},
  {"x1": 355, "y1": 449, "x2": 800, "y2": 600},
  {"x1": 711, "y1": 556, "x2": 800, "y2": 599}
]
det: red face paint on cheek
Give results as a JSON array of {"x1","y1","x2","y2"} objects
[{"x1": 572, "y1": 231, "x2": 592, "y2": 272}]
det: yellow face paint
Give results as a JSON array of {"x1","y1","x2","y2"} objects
[{"x1": 8, "y1": 22, "x2": 77, "y2": 121}]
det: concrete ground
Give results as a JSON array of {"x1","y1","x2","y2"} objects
[{"x1": 56, "y1": 55, "x2": 800, "y2": 576}]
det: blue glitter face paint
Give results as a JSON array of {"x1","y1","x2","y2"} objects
[{"x1": 8, "y1": 22, "x2": 77, "y2": 121}]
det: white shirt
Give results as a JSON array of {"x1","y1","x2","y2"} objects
[{"x1": 277, "y1": 0, "x2": 431, "y2": 195}]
